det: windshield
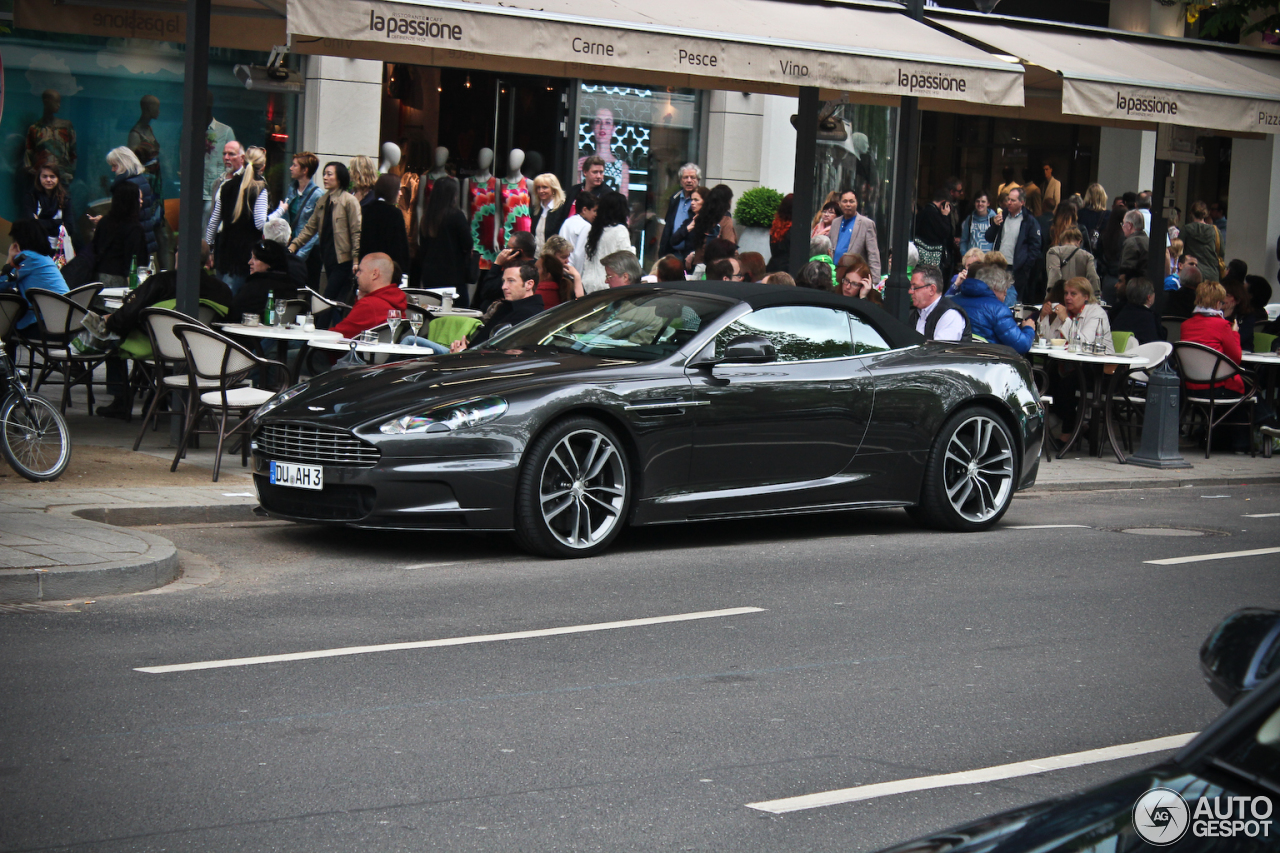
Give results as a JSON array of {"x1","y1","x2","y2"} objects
[{"x1": 483, "y1": 289, "x2": 735, "y2": 362}]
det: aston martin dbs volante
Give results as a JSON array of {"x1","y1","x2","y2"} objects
[{"x1": 250, "y1": 282, "x2": 1043, "y2": 557}]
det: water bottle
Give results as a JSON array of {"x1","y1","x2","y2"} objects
[
  {"x1": 127, "y1": 257, "x2": 139, "y2": 290},
  {"x1": 265, "y1": 290, "x2": 276, "y2": 326},
  {"x1": 1094, "y1": 325, "x2": 1105, "y2": 355},
  {"x1": 401, "y1": 274, "x2": 410, "y2": 289},
  {"x1": 1068, "y1": 324, "x2": 1080, "y2": 353}
]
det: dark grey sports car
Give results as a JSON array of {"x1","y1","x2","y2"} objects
[{"x1": 250, "y1": 283, "x2": 1043, "y2": 557}]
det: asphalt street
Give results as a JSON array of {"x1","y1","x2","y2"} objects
[{"x1": 2, "y1": 484, "x2": 1278, "y2": 852}]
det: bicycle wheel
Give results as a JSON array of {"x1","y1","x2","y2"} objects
[{"x1": 1, "y1": 392, "x2": 72, "y2": 482}]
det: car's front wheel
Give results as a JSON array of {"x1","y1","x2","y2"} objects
[
  {"x1": 914, "y1": 406, "x2": 1016, "y2": 531},
  {"x1": 514, "y1": 417, "x2": 631, "y2": 558}
]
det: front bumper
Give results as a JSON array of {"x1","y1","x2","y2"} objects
[{"x1": 251, "y1": 452, "x2": 522, "y2": 530}]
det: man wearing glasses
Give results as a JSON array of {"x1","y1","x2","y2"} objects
[{"x1": 908, "y1": 263, "x2": 969, "y2": 342}]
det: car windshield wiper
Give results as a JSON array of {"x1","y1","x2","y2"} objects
[{"x1": 1208, "y1": 757, "x2": 1280, "y2": 797}]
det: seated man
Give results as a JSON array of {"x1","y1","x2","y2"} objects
[
  {"x1": 1, "y1": 219, "x2": 68, "y2": 336},
  {"x1": 602, "y1": 251, "x2": 643, "y2": 288},
  {"x1": 331, "y1": 252, "x2": 407, "y2": 340},
  {"x1": 451, "y1": 264, "x2": 544, "y2": 351},
  {"x1": 950, "y1": 262, "x2": 1035, "y2": 353},
  {"x1": 81, "y1": 242, "x2": 234, "y2": 419},
  {"x1": 1165, "y1": 263, "x2": 1202, "y2": 319},
  {"x1": 474, "y1": 231, "x2": 537, "y2": 314},
  {"x1": 908, "y1": 264, "x2": 969, "y2": 342}
]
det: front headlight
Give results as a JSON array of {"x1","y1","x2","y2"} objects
[
  {"x1": 255, "y1": 383, "x2": 309, "y2": 419},
  {"x1": 379, "y1": 396, "x2": 508, "y2": 435}
]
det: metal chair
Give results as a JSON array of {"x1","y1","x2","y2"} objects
[
  {"x1": 0, "y1": 293, "x2": 27, "y2": 343},
  {"x1": 25, "y1": 289, "x2": 110, "y2": 414},
  {"x1": 132, "y1": 308, "x2": 234, "y2": 451},
  {"x1": 170, "y1": 323, "x2": 287, "y2": 481},
  {"x1": 1170, "y1": 341, "x2": 1264, "y2": 459},
  {"x1": 65, "y1": 282, "x2": 104, "y2": 310},
  {"x1": 403, "y1": 288, "x2": 444, "y2": 307}
]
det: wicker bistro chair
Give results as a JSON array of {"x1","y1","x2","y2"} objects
[
  {"x1": 0, "y1": 293, "x2": 27, "y2": 343},
  {"x1": 1170, "y1": 341, "x2": 1265, "y2": 459},
  {"x1": 170, "y1": 323, "x2": 288, "y2": 481},
  {"x1": 402, "y1": 288, "x2": 444, "y2": 307},
  {"x1": 1108, "y1": 341, "x2": 1173, "y2": 453},
  {"x1": 65, "y1": 282, "x2": 104, "y2": 310},
  {"x1": 25, "y1": 289, "x2": 110, "y2": 414}
]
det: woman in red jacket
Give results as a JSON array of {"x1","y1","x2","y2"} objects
[{"x1": 1179, "y1": 281, "x2": 1280, "y2": 445}]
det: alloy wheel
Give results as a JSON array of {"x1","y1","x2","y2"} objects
[
  {"x1": 942, "y1": 414, "x2": 1014, "y2": 523},
  {"x1": 538, "y1": 428, "x2": 627, "y2": 549}
]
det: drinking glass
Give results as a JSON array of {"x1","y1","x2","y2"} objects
[
  {"x1": 387, "y1": 309, "x2": 402, "y2": 341},
  {"x1": 408, "y1": 315, "x2": 422, "y2": 340}
]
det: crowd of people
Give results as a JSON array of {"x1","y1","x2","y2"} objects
[{"x1": 4, "y1": 146, "x2": 1279, "y2": 446}]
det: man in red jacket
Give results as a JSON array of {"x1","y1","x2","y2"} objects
[{"x1": 332, "y1": 252, "x2": 406, "y2": 340}]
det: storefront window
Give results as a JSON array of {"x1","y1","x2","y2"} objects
[
  {"x1": 0, "y1": 29, "x2": 297, "y2": 258},
  {"x1": 811, "y1": 102, "x2": 898, "y2": 268},
  {"x1": 576, "y1": 84, "x2": 702, "y2": 269}
]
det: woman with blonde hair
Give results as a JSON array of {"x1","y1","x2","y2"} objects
[
  {"x1": 531, "y1": 173, "x2": 567, "y2": 253},
  {"x1": 348, "y1": 155, "x2": 378, "y2": 202},
  {"x1": 1039, "y1": 276, "x2": 1114, "y2": 443},
  {"x1": 1077, "y1": 182, "x2": 1109, "y2": 254},
  {"x1": 106, "y1": 145, "x2": 163, "y2": 259},
  {"x1": 204, "y1": 143, "x2": 267, "y2": 292}
]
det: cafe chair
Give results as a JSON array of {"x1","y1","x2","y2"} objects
[
  {"x1": 1161, "y1": 317, "x2": 1184, "y2": 342},
  {"x1": 65, "y1": 282, "x2": 104, "y2": 310},
  {"x1": 1109, "y1": 340, "x2": 1173, "y2": 453},
  {"x1": 1170, "y1": 341, "x2": 1265, "y2": 459},
  {"x1": 1254, "y1": 332, "x2": 1277, "y2": 354},
  {"x1": 170, "y1": 323, "x2": 288, "y2": 481},
  {"x1": 426, "y1": 315, "x2": 482, "y2": 349},
  {"x1": 403, "y1": 288, "x2": 443, "y2": 307},
  {"x1": 303, "y1": 287, "x2": 348, "y2": 318},
  {"x1": 0, "y1": 293, "x2": 27, "y2": 345},
  {"x1": 25, "y1": 289, "x2": 110, "y2": 414}
]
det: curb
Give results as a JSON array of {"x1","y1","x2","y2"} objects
[
  {"x1": 1026, "y1": 475, "x2": 1280, "y2": 493},
  {"x1": 0, "y1": 517, "x2": 180, "y2": 603}
]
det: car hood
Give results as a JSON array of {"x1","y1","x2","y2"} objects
[
  {"x1": 870, "y1": 762, "x2": 1199, "y2": 853},
  {"x1": 258, "y1": 348, "x2": 643, "y2": 428}
]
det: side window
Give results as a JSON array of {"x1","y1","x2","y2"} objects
[
  {"x1": 850, "y1": 314, "x2": 891, "y2": 355},
  {"x1": 715, "y1": 306, "x2": 854, "y2": 362}
]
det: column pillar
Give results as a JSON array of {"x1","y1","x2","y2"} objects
[
  {"x1": 1226, "y1": 135, "x2": 1280, "y2": 285},
  {"x1": 1096, "y1": 127, "x2": 1156, "y2": 198},
  {"x1": 703, "y1": 90, "x2": 766, "y2": 199},
  {"x1": 302, "y1": 56, "x2": 383, "y2": 165}
]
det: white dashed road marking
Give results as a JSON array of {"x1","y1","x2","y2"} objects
[
  {"x1": 1144, "y1": 546, "x2": 1280, "y2": 566},
  {"x1": 745, "y1": 732, "x2": 1197, "y2": 814},
  {"x1": 136, "y1": 607, "x2": 766, "y2": 674}
]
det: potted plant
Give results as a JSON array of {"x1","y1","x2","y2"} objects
[{"x1": 733, "y1": 186, "x2": 783, "y2": 256}]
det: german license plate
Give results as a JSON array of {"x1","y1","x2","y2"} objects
[{"x1": 269, "y1": 461, "x2": 323, "y2": 490}]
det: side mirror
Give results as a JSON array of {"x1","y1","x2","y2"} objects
[
  {"x1": 721, "y1": 334, "x2": 777, "y2": 364},
  {"x1": 1200, "y1": 608, "x2": 1280, "y2": 706}
]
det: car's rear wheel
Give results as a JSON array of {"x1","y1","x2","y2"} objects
[
  {"x1": 913, "y1": 406, "x2": 1016, "y2": 531},
  {"x1": 514, "y1": 417, "x2": 631, "y2": 558}
]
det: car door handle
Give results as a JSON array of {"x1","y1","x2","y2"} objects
[{"x1": 623, "y1": 399, "x2": 710, "y2": 411}]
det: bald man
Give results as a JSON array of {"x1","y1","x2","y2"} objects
[{"x1": 332, "y1": 252, "x2": 407, "y2": 339}]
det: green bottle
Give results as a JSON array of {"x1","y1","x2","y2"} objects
[
  {"x1": 127, "y1": 257, "x2": 139, "y2": 290},
  {"x1": 265, "y1": 290, "x2": 276, "y2": 325}
]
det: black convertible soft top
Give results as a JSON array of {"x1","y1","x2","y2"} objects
[{"x1": 654, "y1": 281, "x2": 925, "y2": 351}]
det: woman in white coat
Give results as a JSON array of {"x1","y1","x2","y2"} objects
[{"x1": 579, "y1": 191, "x2": 633, "y2": 293}]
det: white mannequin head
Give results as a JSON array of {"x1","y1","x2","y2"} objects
[
  {"x1": 477, "y1": 147, "x2": 494, "y2": 171},
  {"x1": 433, "y1": 146, "x2": 449, "y2": 168},
  {"x1": 379, "y1": 141, "x2": 401, "y2": 173},
  {"x1": 507, "y1": 148, "x2": 525, "y2": 175}
]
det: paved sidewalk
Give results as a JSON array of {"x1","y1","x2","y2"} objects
[{"x1": 2, "y1": 388, "x2": 1279, "y2": 602}]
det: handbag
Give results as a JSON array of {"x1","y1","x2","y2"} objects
[
  {"x1": 914, "y1": 240, "x2": 943, "y2": 267},
  {"x1": 1214, "y1": 226, "x2": 1227, "y2": 278}
]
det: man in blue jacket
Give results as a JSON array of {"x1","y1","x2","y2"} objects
[
  {"x1": 984, "y1": 187, "x2": 1041, "y2": 301},
  {"x1": 951, "y1": 263, "x2": 1036, "y2": 354},
  {"x1": 2, "y1": 220, "x2": 68, "y2": 332}
]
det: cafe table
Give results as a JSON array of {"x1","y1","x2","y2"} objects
[
  {"x1": 308, "y1": 337, "x2": 443, "y2": 364},
  {"x1": 1040, "y1": 345, "x2": 1149, "y2": 463},
  {"x1": 1243, "y1": 351, "x2": 1280, "y2": 412},
  {"x1": 216, "y1": 322, "x2": 342, "y2": 383}
]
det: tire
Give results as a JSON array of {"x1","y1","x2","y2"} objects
[
  {"x1": 514, "y1": 417, "x2": 631, "y2": 558},
  {"x1": 1, "y1": 393, "x2": 71, "y2": 482},
  {"x1": 914, "y1": 405, "x2": 1016, "y2": 532}
]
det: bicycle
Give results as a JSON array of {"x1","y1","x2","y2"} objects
[{"x1": 1, "y1": 346, "x2": 71, "y2": 481}]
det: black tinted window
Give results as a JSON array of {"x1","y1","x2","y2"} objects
[{"x1": 715, "y1": 306, "x2": 854, "y2": 362}]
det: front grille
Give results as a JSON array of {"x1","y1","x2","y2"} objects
[
  {"x1": 254, "y1": 423, "x2": 380, "y2": 467},
  {"x1": 255, "y1": 476, "x2": 376, "y2": 521}
]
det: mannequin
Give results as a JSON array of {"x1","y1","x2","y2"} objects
[
  {"x1": 25, "y1": 89, "x2": 77, "y2": 186},
  {"x1": 427, "y1": 146, "x2": 450, "y2": 181},
  {"x1": 466, "y1": 148, "x2": 500, "y2": 267},
  {"x1": 379, "y1": 141, "x2": 401, "y2": 174},
  {"x1": 498, "y1": 148, "x2": 532, "y2": 249},
  {"x1": 203, "y1": 97, "x2": 237, "y2": 220},
  {"x1": 130, "y1": 95, "x2": 172, "y2": 269}
]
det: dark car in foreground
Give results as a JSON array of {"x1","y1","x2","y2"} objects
[
  {"x1": 250, "y1": 282, "x2": 1042, "y2": 557},
  {"x1": 872, "y1": 608, "x2": 1280, "y2": 853}
]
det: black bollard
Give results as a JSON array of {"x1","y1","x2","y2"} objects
[{"x1": 1128, "y1": 360, "x2": 1192, "y2": 468}]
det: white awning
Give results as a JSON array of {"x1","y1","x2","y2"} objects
[
  {"x1": 934, "y1": 15, "x2": 1280, "y2": 134},
  {"x1": 286, "y1": 0, "x2": 1024, "y2": 107}
]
